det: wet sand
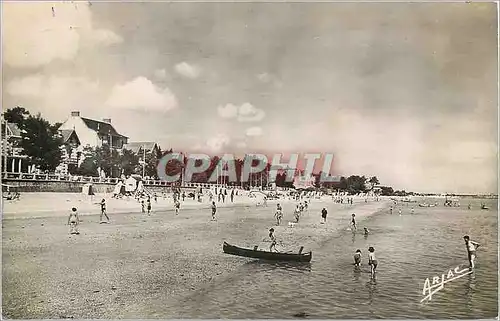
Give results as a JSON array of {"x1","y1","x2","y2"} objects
[{"x1": 2, "y1": 194, "x2": 390, "y2": 318}]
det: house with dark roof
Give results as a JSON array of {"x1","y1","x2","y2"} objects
[
  {"x1": 58, "y1": 111, "x2": 128, "y2": 150},
  {"x1": 123, "y1": 142, "x2": 161, "y2": 156},
  {"x1": 1, "y1": 121, "x2": 28, "y2": 173}
]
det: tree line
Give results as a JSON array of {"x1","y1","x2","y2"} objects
[{"x1": 3, "y1": 107, "x2": 401, "y2": 195}]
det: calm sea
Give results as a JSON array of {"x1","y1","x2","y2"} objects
[{"x1": 165, "y1": 198, "x2": 498, "y2": 319}]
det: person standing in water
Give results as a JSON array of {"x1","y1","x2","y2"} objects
[
  {"x1": 268, "y1": 228, "x2": 278, "y2": 252},
  {"x1": 368, "y1": 246, "x2": 378, "y2": 276},
  {"x1": 364, "y1": 227, "x2": 369, "y2": 235},
  {"x1": 321, "y1": 208, "x2": 328, "y2": 224},
  {"x1": 67, "y1": 207, "x2": 80, "y2": 235},
  {"x1": 354, "y1": 249, "x2": 362, "y2": 267},
  {"x1": 351, "y1": 214, "x2": 357, "y2": 230},
  {"x1": 211, "y1": 201, "x2": 217, "y2": 221},
  {"x1": 464, "y1": 235, "x2": 480, "y2": 269}
]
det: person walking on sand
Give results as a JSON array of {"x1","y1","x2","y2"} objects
[
  {"x1": 68, "y1": 207, "x2": 80, "y2": 235},
  {"x1": 175, "y1": 200, "x2": 180, "y2": 215},
  {"x1": 351, "y1": 214, "x2": 357, "y2": 230},
  {"x1": 141, "y1": 200, "x2": 145, "y2": 213},
  {"x1": 294, "y1": 204, "x2": 301, "y2": 223},
  {"x1": 464, "y1": 235, "x2": 480, "y2": 269},
  {"x1": 263, "y1": 196, "x2": 268, "y2": 207},
  {"x1": 96, "y1": 198, "x2": 109, "y2": 223},
  {"x1": 275, "y1": 203, "x2": 283, "y2": 225},
  {"x1": 368, "y1": 246, "x2": 378, "y2": 276},
  {"x1": 211, "y1": 201, "x2": 217, "y2": 221},
  {"x1": 147, "y1": 197, "x2": 152, "y2": 215},
  {"x1": 218, "y1": 191, "x2": 222, "y2": 202},
  {"x1": 231, "y1": 189, "x2": 234, "y2": 203},
  {"x1": 354, "y1": 249, "x2": 362, "y2": 267},
  {"x1": 321, "y1": 207, "x2": 328, "y2": 224}
]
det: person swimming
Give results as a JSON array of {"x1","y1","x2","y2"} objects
[{"x1": 354, "y1": 249, "x2": 362, "y2": 267}]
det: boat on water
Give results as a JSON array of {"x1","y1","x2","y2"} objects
[{"x1": 222, "y1": 242, "x2": 312, "y2": 263}]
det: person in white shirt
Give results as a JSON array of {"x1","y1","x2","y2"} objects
[
  {"x1": 368, "y1": 246, "x2": 378, "y2": 276},
  {"x1": 464, "y1": 235, "x2": 480, "y2": 269}
]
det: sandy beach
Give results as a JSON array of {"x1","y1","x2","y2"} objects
[{"x1": 2, "y1": 192, "x2": 390, "y2": 318}]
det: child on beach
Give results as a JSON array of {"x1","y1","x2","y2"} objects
[
  {"x1": 321, "y1": 208, "x2": 327, "y2": 224},
  {"x1": 354, "y1": 249, "x2": 362, "y2": 267},
  {"x1": 464, "y1": 235, "x2": 480, "y2": 269},
  {"x1": 351, "y1": 214, "x2": 357, "y2": 230},
  {"x1": 97, "y1": 198, "x2": 109, "y2": 223},
  {"x1": 275, "y1": 204, "x2": 283, "y2": 225},
  {"x1": 268, "y1": 228, "x2": 277, "y2": 252},
  {"x1": 294, "y1": 205, "x2": 301, "y2": 223},
  {"x1": 147, "y1": 197, "x2": 152, "y2": 215},
  {"x1": 211, "y1": 201, "x2": 217, "y2": 220},
  {"x1": 368, "y1": 247, "x2": 377, "y2": 276},
  {"x1": 141, "y1": 200, "x2": 145, "y2": 213},
  {"x1": 67, "y1": 207, "x2": 80, "y2": 235},
  {"x1": 175, "y1": 200, "x2": 180, "y2": 215}
]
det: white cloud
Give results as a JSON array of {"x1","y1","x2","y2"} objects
[
  {"x1": 206, "y1": 134, "x2": 231, "y2": 152},
  {"x1": 217, "y1": 104, "x2": 239, "y2": 119},
  {"x1": 246, "y1": 127, "x2": 263, "y2": 137},
  {"x1": 6, "y1": 74, "x2": 101, "y2": 119},
  {"x1": 154, "y1": 69, "x2": 167, "y2": 80},
  {"x1": 217, "y1": 102, "x2": 265, "y2": 122},
  {"x1": 105, "y1": 77, "x2": 178, "y2": 111},
  {"x1": 257, "y1": 72, "x2": 283, "y2": 88},
  {"x1": 175, "y1": 62, "x2": 201, "y2": 79},
  {"x1": 2, "y1": 2, "x2": 122, "y2": 68}
]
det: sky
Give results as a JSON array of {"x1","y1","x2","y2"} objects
[{"x1": 2, "y1": 1, "x2": 498, "y2": 194}]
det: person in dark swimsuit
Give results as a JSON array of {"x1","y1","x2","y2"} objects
[
  {"x1": 98, "y1": 198, "x2": 109, "y2": 223},
  {"x1": 351, "y1": 214, "x2": 357, "y2": 230},
  {"x1": 368, "y1": 246, "x2": 378, "y2": 276},
  {"x1": 354, "y1": 249, "x2": 362, "y2": 267},
  {"x1": 211, "y1": 201, "x2": 217, "y2": 220},
  {"x1": 321, "y1": 208, "x2": 327, "y2": 224}
]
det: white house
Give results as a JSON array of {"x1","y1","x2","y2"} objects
[{"x1": 58, "y1": 111, "x2": 128, "y2": 150}]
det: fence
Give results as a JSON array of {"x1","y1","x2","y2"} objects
[{"x1": 1, "y1": 172, "x2": 234, "y2": 189}]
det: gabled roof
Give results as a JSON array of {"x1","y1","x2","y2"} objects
[
  {"x1": 81, "y1": 117, "x2": 128, "y2": 138},
  {"x1": 60, "y1": 129, "x2": 80, "y2": 144},
  {"x1": 124, "y1": 142, "x2": 159, "y2": 154},
  {"x1": 5, "y1": 123, "x2": 22, "y2": 137}
]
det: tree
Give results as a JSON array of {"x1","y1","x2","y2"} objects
[
  {"x1": 4, "y1": 106, "x2": 30, "y2": 126},
  {"x1": 19, "y1": 114, "x2": 63, "y2": 172},
  {"x1": 119, "y1": 149, "x2": 139, "y2": 176},
  {"x1": 368, "y1": 176, "x2": 380, "y2": 190},
  {"x1": 380, "y1": 186, "x2": 394, "y2": 196}
]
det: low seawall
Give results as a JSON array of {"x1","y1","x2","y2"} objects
[{"x1": 2, "y1": 179, "x2": 174, "y2": 193}]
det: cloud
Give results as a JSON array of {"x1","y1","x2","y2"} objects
[
  {"x1": 105, "y1": 77, "x2": 178, "y2": 111},
  {"x1": 174, "y1": 62, "x2": 201, "y2": 79},
  {"x1": 257, "y1": 73, "x2": 283, "y2": 88},
  {"x1": 6, "y1": 74, "x2": 101, "y2": 120},
  {"x1": 154, "y1": 69, "x2": 167, "y2": 80},
  {"x1": 245, "y1": 127, "x2": 263, "y2": 137},
  {"x1": 2, "y1": 2, "x2": 122, "y2": 68},
  {"x1": 217, "y1": 102, "x2": 265, "y2": 122},
  {"x1": 206, "y1": 134, "x2": 231, "y2": 152}
]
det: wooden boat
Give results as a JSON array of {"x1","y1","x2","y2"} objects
[{"x1": 223, "y1": 242, "x2": 312, "y2": 262}]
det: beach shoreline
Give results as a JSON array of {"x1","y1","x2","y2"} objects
[{"x1": 2, "y1": 193, "x2": 390, "y2": 318}]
